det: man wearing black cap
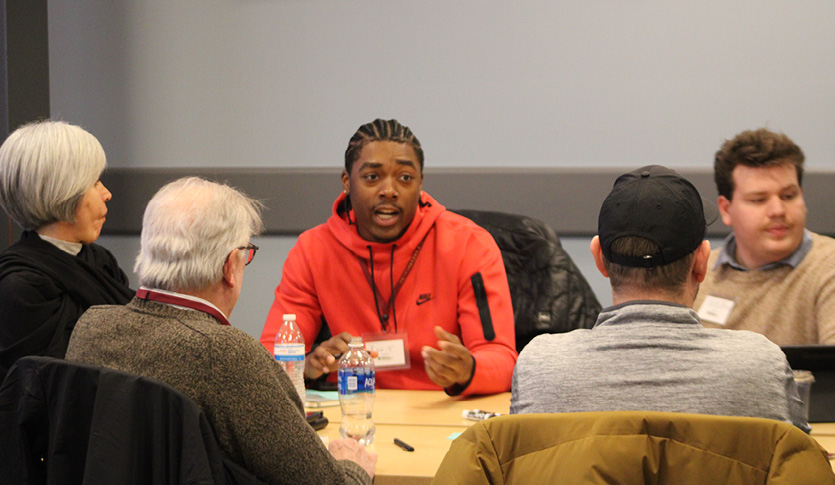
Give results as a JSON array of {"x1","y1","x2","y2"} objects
[{"x1": 510, "y1": 165, "x2": 808, "y2": 432}]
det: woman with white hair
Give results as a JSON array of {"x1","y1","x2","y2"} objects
[{"x1": 0, "y1": 120, "x2": 133, "y2": 377}]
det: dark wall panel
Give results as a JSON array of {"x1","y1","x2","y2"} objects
[
  {"x1": 5, "y1": 0, "x2": 49, "y2": 131},
  {"x1": 100, "y1": 168, "x2": 835, "y2": 238},
  {"x1": 1, "y1": 0, "x2": 50, "y2": 247}
]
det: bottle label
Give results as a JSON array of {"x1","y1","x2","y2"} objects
[
  {"x1": 274, "y1": 343, "x2": 305, "y2": 362},
  {"x1": 338, "y1": 369, "x2": 375, "y2": 395}
]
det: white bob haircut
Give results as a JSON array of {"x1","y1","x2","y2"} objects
[
  {"x1": 0, "y1": 120, "x2": 106, "y2": 230},
  {"x1": 135, "y1": 176, "x2": 264, "y2": 292}
]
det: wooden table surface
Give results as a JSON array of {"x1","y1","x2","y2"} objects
[
  {"x1": 311, "y1": 389, "x2": 512, "y2": 426},
  {"x1": 308, "y1": 389, "x2": 511, "y2": 485},
  {"x1": 811, "y1": 422, "x2": 835, "y2": 472}
]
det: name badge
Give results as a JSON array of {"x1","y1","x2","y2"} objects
[
  {"x1": 363, "y1": 332, "x2": 411, "y2": 371},
  {"x1": 697, "y1": 295, "x2": 736, "y2": 325}
]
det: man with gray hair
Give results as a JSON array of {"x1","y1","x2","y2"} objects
[
  {"x1": 67, "y1": 176, "x2": 376, "y2": 484},
  {"x1": 511, "y1": 166, "x2": 808, "y2": 432}
]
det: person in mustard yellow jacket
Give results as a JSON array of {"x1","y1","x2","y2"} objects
[{"x1": 433, "y1": 411, "x2": 835, "y2": 484}]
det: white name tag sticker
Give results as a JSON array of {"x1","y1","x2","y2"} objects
[
  {"x1": 697, "y1": 295, "x2": 736, "y2": 325},
  {"x1": 364, "y1": 332, "x2": 410, "y2": 371}
]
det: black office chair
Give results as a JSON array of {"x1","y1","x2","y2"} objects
[
  {"x1": 452, "y1": 209, "x2": 601, "y2": 352},
  {"x1": 0, "y1": 356, "x2": 264, "y2": 484}
]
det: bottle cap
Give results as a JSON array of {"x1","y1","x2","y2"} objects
[{"x1": 283, "y1": 314, "x2": 296, "y2": 321}]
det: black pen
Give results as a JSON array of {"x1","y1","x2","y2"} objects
[{"x1": 394, "y1": 438, "x2": 414, "y2": 452}]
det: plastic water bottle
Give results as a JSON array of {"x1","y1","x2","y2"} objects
[
  {"x1": 338, "y1": 336, "x2": 375, "y2": 445},
  {"x1": 274, "y1": 314, "x2": 306, "y2": 404}
]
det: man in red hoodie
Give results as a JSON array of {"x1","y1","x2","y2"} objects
[{"x1": 261, "y1": 119, "x2": 516, "y2": 396}]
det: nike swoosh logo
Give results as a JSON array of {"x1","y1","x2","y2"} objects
[{"x1": 416, "y1": 296, "x2": 432, "y2": 306}]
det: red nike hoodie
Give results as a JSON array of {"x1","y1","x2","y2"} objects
[{"x1": 261, "y1": 192, "x2": 517, "y2": 395}]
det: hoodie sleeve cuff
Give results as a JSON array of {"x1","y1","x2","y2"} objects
[{"x1": 444, "y1": 355, "x2": 476, "y2": 396}]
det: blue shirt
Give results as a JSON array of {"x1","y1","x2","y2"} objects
[{"x1": 715, "y1": 229, "x2": 813, "y2": 271}]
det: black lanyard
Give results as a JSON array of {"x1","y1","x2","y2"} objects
[{"x1": 359, "y1": 236, "x2": 426, "y2": 333}]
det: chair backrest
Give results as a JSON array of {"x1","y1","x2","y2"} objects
[
  {"x1": 0, "y1": 356, "x2": 264, "y2": 485},
  {"x1": 433, "y1": 411, "x2": 835, "y2": 485},
  {"x1": 452, "y1": 209, "x2": 601, "y2": 352}
]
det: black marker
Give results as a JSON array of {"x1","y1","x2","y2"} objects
[{"x1": 394, "y1": 438, "x2": 414, "y2": 452}]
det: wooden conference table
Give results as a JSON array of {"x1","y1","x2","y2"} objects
[
  {"x1": 308, "y1": 390, "x2": 835, "y2": 484},
  {"x1": 813, "y1": 423, "x2": 835, "y2": 473},
  {"x1": 307, "y1": 389, "x2": 511, "y2": 485}
]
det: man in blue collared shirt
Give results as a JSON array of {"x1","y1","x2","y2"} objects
[{"x1": 695, "y1": 128, "x2": 835, "y2": 344}]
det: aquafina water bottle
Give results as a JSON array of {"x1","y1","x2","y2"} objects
[
  {"x1": 338, "y1": 336, "x2": 375, "y2": 445},
  {"x1": 274, "y1": 314, "x2": 305, "y2": 404}
]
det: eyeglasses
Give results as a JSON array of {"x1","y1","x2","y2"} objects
[{"x1": 237, "y1": 243, "x2": 259, "y2": 266}]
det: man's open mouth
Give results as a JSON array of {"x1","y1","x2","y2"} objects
[{"x1": 375, "y1": 208, "x2": 399, "y2": 221}]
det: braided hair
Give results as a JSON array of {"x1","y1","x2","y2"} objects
[{"x1": 344, "y1": 119, "x2": 424, "y2": 174}]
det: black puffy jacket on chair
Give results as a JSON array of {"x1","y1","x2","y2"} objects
[
  {"x1": 0, "y1": 356, "x2": 264, "y2": 485},
  {"x1": 452, "y1": 210, "x2": 601, "y2": 352}
]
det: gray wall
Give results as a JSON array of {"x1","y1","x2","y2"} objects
[
  {"x1": 47, "y1": 1, "x2": 835, "y2": 340},
  {"x1": 49, "y1": 1, "x2": 835, "y2": 171}
]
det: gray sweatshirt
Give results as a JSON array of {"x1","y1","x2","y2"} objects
[{"x1": 511, "y1": 301, "x2": 809, "y2": 432}]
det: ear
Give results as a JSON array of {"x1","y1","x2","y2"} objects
[
  {"x1": 717, "y1": 196, "x2": 733, "y2": 227},
  {"x1": 341, "y1": 170, "x2": 350, "y2": 194},
  {"x1": 692, "y1": 240, "x2": 711, "y2": 283},
  {"x1": 590, "y1": 236, "x2": 610, "y2": 278},
  {"x1": 222, "y1": 250, "x2": 242, "y2": 288}
]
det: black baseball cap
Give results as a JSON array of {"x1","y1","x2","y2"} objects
[{"x1": 598, "y1": 165, "x2": 718, "y2": 268}]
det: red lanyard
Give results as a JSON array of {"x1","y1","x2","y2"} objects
[{"x1": 136, "y1": 288, "x2": 231, "y2": 326}]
